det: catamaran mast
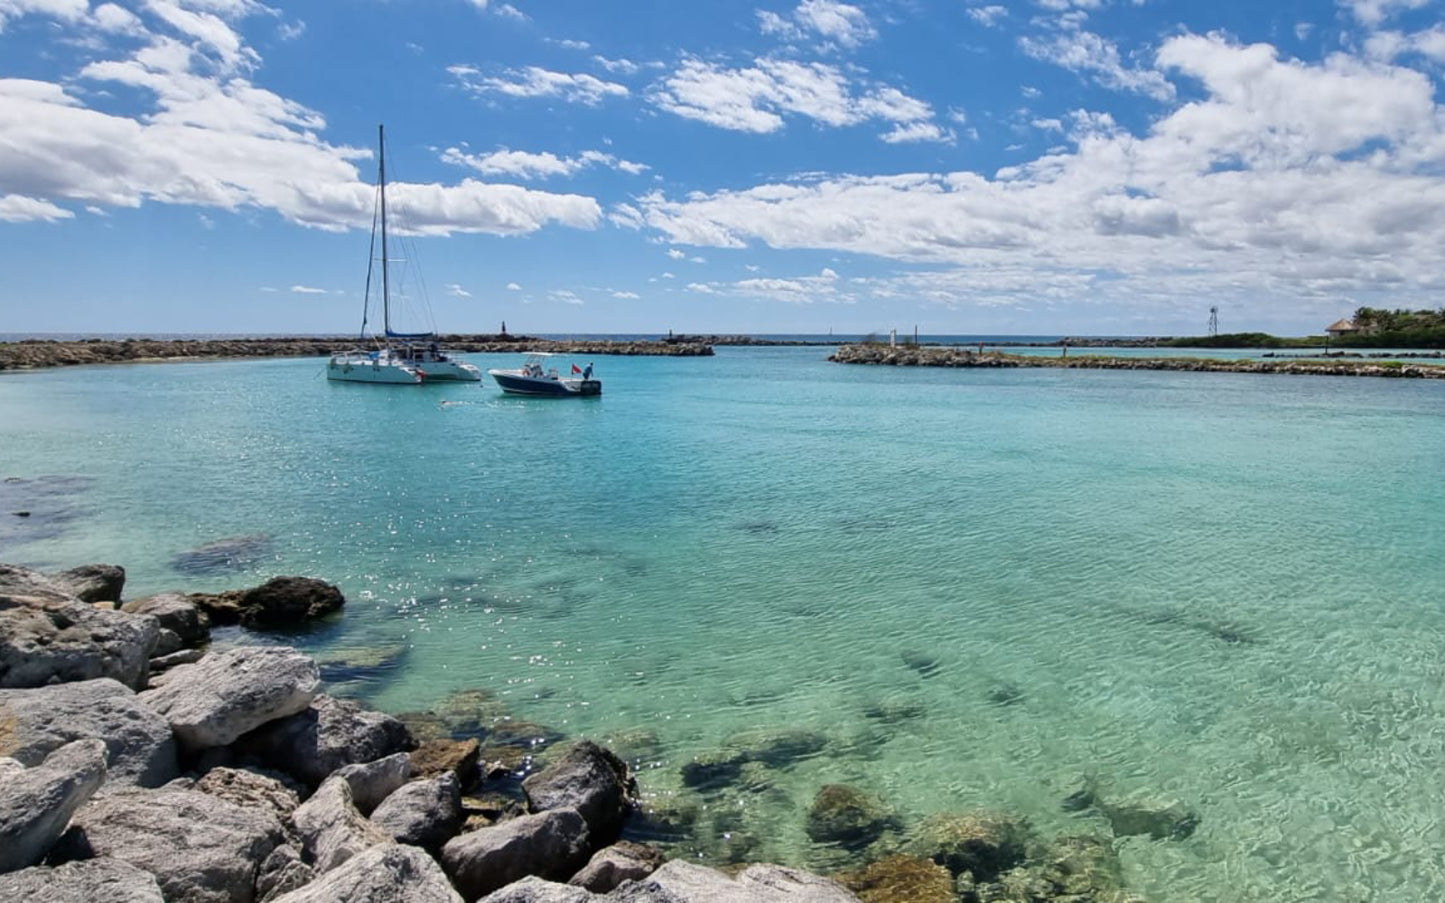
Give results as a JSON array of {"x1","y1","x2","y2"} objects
[{"x1": 378, "y1": 123, "x2": 391, "y2": 336}]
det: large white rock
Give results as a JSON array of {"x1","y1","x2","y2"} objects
[
  {"x1": 139, "y1": 647, "x2": 320, "y2": 751},
  {"x1": 0, "y1": 738, "x2": 107, "y2": 873},
  {"x1": 371, "y1": 772, "x2": 463, "y2": 849},
  {"x1": 0, "y1": 678, "x2": 177, "y2": 788},
  {"x1": 0, "y1": 565, "x2": 158, "y2": 689},
  {"x1": 56, "y1": 788, "x2": 285, "y2": 903},
  {"x1": 290, "y1": 774, "x2": 389, "y2": 874},
  {"x1": 0, "y1": 857, "x2": 164, "y2": 902},
  {"x1": 269, "y1": 843, "x2": 462, "y2": 903},
  {"x1": 334, "y1": 751, "x2": 411, "y2": 815}
]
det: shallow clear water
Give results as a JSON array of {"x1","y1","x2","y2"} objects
[{"x1": 3, "y1": 348, "x2": 1444, "y2": 901}]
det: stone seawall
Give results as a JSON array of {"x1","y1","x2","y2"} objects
[
  {"x1": 829, "y1": 344, "x2": 1445, "y2": 379},
  {"x1": 0, "y1": 336, "x2": 713, "y2": 371}
]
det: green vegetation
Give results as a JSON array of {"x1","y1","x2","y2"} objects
[{"x1": 1165, "y1": 307, "x2": 1445, "y2": 349}]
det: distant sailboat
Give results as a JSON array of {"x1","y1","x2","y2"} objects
[{"x1": 328, "y1": 125, "x2": 480, "y2": 384}]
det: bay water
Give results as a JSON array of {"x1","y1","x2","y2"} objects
[{"x1": 2, "y1": 347, "x2": 1443, "y2": 901}]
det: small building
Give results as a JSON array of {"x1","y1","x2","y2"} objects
[{"x1": 1325, "y1": 318, "x2": 1358, "y2": 337}]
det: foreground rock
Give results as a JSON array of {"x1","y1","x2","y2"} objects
[
  {"x1": 568, "y1": 841, "x2": 665, "y2": 893},
  {"x1": 442, "y1": 808, "x2": 591, "y2": 901},
  {"x1": 194, "y1": 767, "x2": 302, "y2": 831},
  {"x1": 54, "y1": 788, "x2": 284, "y2": 903},
  {"x1": 644, "y1": 861, "x2": 861, "y2": 902},
  {"x1": 291, "y1": 774, "x2": 390, "y2": 873},
  {"x1": 121, "y1": 593, "x2": 210, "y2": 648},
  {"x1": 371, "y1": 772, "x2": 463, "y2": 849},
  {"x1": 524, "y1": 741, "x2": 637, "y2": 845},
  {"x1": 243, "y1": 694, "x2": 413, "y2": 786},
  {"x1": 0, "y1": 857, "x2": 164, "y2": 902},
  {"x1": 0, "y1": 738, "x2": 107, "y2": 873},
  {"x1": 270, "y1": 843, "x2": 463, "y2": 903},
  {"x1": 0, "y1": 569, "x2": 158, "y2": 689},
  {"x1": 50, "y1": 564, "x2": 126, "y2": 604},
  {"x1": 335, "y1": 751, "x2": 412, "y2": 814},
  {"x1": 140, "y1": 646, "x2": 320, "y2": 751},
  {"x1": 0, "y1": 678, "x2": 178, "y2": 788}
]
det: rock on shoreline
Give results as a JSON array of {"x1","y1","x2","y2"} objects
[
  {"x1": 829, "y1": 343, "x2": 1445, "y2": 379},
  {"x1": 0, "y1": 337, "x2": 712, "y2": 371}
]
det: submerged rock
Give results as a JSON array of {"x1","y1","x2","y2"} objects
[
  {"x1": 412, "y1": 737, "x2": 481, "y2": 788},
  {"x1": 0, "y1": 857, "x2": 164, "y2": 902},
  {"x1": 907, "y1": 812, "x2": 1030, "y2": 882},
  {"x1": 1062, "y1": 778, "x2": 1199, "y2": 841},
  {"x1": 0, "y1": 678, "x2": 178, "y2": 788},
  {"x1": 171, "y1": 534, "x2": 274, "y2": 576},
  {"x1": 139, "y1": 646, "x2": 320, "y2": 752},
  {"x1": 834, "y1": 854, "x2": 953, "y2": 903},
  {"x1": 805, "y1": 784, "x2": 897, "y2": 849},
  {"x1": 0, "y1": 739, "x2": 108, "y2": 873},
  {"x1": 680, "y1": 728, "x2": 827, "y2": 790}
]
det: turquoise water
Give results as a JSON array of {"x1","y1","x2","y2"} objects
[{"x1": 3, "y1": 349, "x2": 1444, "y2": 901}]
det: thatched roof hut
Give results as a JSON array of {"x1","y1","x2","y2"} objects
[{"x1": 1325, "y1": 318, "x2": 1358, "y2": 336}]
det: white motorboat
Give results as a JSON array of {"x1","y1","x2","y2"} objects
[
  {"x1": 328, "y1": 125, "x2": 479, "y2": 384},
  {"x1": 489, "y1": 353, "x2": 601, "y2": 396}
]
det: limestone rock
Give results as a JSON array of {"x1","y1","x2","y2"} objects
[
  {"x1": 0, "y1": 678, "x2": 177, "y2": 788},
  {"x1": 139, "y1": 646, "x2": 320, "y2": 751},
  {"x1": 643, "y1": 861, "x2": 861, "y2": 902},
  {"x1": 151, "y1": 647, "x2": 206, "y2": 673},
  {"x1": 442, "y1": 808, "x2": 591, "y2": 901},
  {"x1": 268, "y1": 843, "x2": 462, "y2": 903},
  {"x1": 256, "y1": 845, "x2": 314, "y2": 903},
  {"x1": 479, "y1": 877, "x2": 596, "y2": 903},
  {"x1": 804, "y1": 784, "x2": 896, "y2": 849},
  {"x1": 0, "y1": 739, "x2": 107, "y2": 873},
  {"x1": 55, "y1": 788, "x2": 284, "y2": 903},
  {"x1": 51, "y1": 564, "x2": 126, "y2": 604},
  {"x1": 568, "y1": 840, "x2": 665, "y2": 893},
  {"x1": 0, "y1": 857, "x2": 164, "y2": 902},
  {"x1": 0, "y1": 584, "x2": 158, "y2": 690},
  {"x1": 122, "y1": 593, "x2": 210, "y2": 648},
  {"x1": 524, "y1": 741, "x2": 636, "y2": 846},
  {"x1": 290, "y1": 774, "x2": 389, "y2": 874},
  {"x1": 195, "y1": 767, "x2": 302, "y2": 828},
  {"x1": 242, "y1": 694, "x2": 412, "y2": 786},
  {"x1": 371, "y1": 772, "x2": 463, "y2": 849},
  {"x1": 334, "y1": 751, "x2": 411, "y2": 815},
  {"x1": 906, "y1": 812, "x2": 1030, "y2": 881}
]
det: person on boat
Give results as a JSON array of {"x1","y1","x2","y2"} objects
[{"x1": 583, "y1": 362, "x2": 593, "y2": 380}]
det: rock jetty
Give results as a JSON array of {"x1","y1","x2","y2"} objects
[
  {"x1": 829, "y1": 344, "x2": 1445, "y2": 379},
  {"x1": 0, "y1": 336, "x2": 712, "y2": 371}
]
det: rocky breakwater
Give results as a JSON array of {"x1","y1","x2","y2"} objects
[
  {"x1": 829, "y1": 344, "x2": 1445, "y2": 379},
  {"x1": 0, "y1": 561, "x2": 859, "y2": 903},
  {"x1": 0, "y1": 336, "x2": 711, "y2": 371}
]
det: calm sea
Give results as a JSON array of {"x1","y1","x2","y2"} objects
[{"x1": 2, "y1": 347, "x2": 1443, "y2": 901}]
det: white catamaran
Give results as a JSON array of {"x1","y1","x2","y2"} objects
[{"x1": 328, "y1": 125, "x2": 481, "y2": 384}]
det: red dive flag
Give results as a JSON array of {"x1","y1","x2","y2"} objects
[{"x1": 572, "y1": 364, "x2": 582, "y2": 374}]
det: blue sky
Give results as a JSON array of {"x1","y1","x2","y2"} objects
[{"x1": 2, "y1": 0, "x2": 1445, "y2": 336}]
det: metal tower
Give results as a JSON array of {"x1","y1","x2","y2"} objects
[{"x1": 1208, "y1": 306, "x2": 1219, "y2": 337}]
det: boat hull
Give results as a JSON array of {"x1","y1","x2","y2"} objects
[
  {"x1": 327, "y1": 353, "x2": 423, "y2": 384},
  {"x1": 488, "y1": 370, "x2": 601, "y2": 396}
]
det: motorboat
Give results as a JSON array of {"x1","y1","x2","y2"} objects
[
  {"x1": 329, "y1": 125, "x2": 479, "y2": 384},
  {"x1": 489, "y1": 353, "x2": 601, "y2": 396}
]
